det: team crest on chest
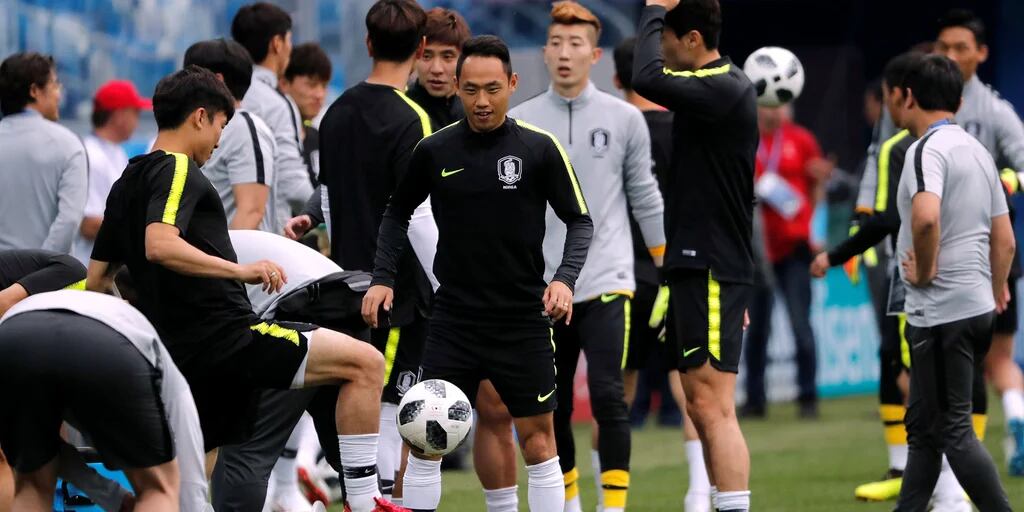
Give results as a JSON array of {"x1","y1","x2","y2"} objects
[
  {"x1": 590, "y1": 128, "x2": 611, "y2": 156},
  {"x1": 497, "y1": 155, "x2": 523, "y2": 189}
]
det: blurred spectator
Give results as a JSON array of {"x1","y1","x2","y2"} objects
[
  {"x1": 743, "y1": 104, "x2": 832, "y2": 419},
  {"x1": 864, "y1": 78, "x2": 883, "y2": 129},
  {"x1": 72, "y1": 80, "x2": 151, "y2": 265},
  {"x1": 281, "y1": 42, "x2": 332, "y2": 175},
  {"x1": 0, "y1": 52, "x2": 86, "y2": 253}
]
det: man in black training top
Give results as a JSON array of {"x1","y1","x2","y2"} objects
[
  {"x1": 86, "y1": 65, "x2": 400, "y2": 512},
  {"x1": 363, "y1": 36, "x2": 593, "y2": 512},
  {"x1": 632, "y1": 0, "x2": 758, "y2": 511}
]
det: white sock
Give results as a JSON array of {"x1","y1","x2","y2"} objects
[
  {"x1": 685, "y1": 440, "x2": 711, "y2": 494},
  {"x1": 526, "y1": 457, "x2": 565, "y2": 512},
  {"x1": 564, "y1": 494, "x2": 583, "y2": 512},
  {"x1": 272, "y1": 451, "x2": 298, "y2": 494},
  {"x1": 484, "y1": 486, "x2": 519, "y2": 512},
  {"x1": 888, "y1": 443, "x2": 908, "y2": 472},
  {"x1": 590, "y1": 449, "x2": 603, "y2": 511},
  {"x1": 716, "y1": 490, "x2": 750, "y2": 511},
  {"x1": 402, "y1": 453, "x2": 443, "y2": 510},
  {"x1": 710, "y1": 486, "x2": 719, "y2": 509},
  {"x1": 1003, "y1": 389, "x2": 1024, "y2": 421},
  {"x1": 932, "y1": 455, "x2": 965, "y2": 502},
  {"x1": 296, "y1": 413, "x2": 320, "y2": 468},
  {"x1": 378, "y1": 403, "x2": 402, "y2": 496},
  {"x1": 338, "y1": 434, "x2": 381, "y2": 512}
]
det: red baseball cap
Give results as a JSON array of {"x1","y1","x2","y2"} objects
[{"x1": 94, "y1": 80, "x2": 152, "y2": 111}]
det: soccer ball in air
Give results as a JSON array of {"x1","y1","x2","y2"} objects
[
  {"x1": 743, "y1": 46, "x2": 805, "y2": 107},
  {"x1": 397, "y1": 379, "x2": 474, "y2": 456}
]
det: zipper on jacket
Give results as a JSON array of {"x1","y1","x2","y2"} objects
[{"x1": 568, "y1": 101, "x2": 573, "y2": 145}]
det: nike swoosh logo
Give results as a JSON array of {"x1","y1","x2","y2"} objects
[
  {"x1": 441, "y1": 167, "x2": 464, "y2": 177},
  {"x1": 537, "y1": 389, "x2": 556, "y2": 402},
  {"x1": 600, "y1": 293, "x2": 619, "y2": 303},
  {"x1": 683, "y1": 346, "x2": 701, "y2": 357}
]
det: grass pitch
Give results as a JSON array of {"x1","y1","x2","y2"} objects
[{"x1": 333, "y1": 394, "x2": 1023, "y2": 511}]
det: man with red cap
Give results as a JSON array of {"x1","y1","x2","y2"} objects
[{"x1": 72, "y1": 79, "x2": 151, "y2": 265}]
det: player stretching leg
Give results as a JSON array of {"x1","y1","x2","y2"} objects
[
  {"x1": 364, "y1": 35, "x2": 594, "y2": 512},
  {"x1": 632, "y1": 1, "x2": 758, "y2": 510},
  {"x1": 86, "y1": 66, "x2": 396, "y2": 512}
]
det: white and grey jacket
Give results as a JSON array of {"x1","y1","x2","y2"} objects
[{"x1": 510, "y1": 82, "x2": 665, "y2": 302}]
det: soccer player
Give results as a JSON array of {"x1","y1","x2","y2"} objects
[
  {"x1": 363, "y1": 35, "x2": 593, "y2": 512},
  {"x1": 934, "y1": 8, "x2": 1024, "y2": 476},
  {"x1": 631, "y1": 0, "x2": 758, "y2": 510},
  {"x1": 613, "y1": 35, "x2": 712, "y2": 512},
  {"x1": 280, "y1": 42, "x2": 332, "y2": 177},
  {"x1": 284, "y1": 1, "x2": 439, "y2": 502},
  {"x1": 232, "y1": 2, "x2": 315, "y2": 231},
  {"x1": 73, "y1": 80, "x2": 151, "y2": 265},
  {"x1": 0, "y1": 52, "x2": 87, "y2": 253},
  {"x1": 406, "y1": 7, "x2": 470, "y2": 129},
  {"x1": 186, "y1": 38, "x2": 278, "y2": 233},
  {"x1": 85, "y1": 66, "x2": 396, "y2": 512},
  {"x1": 509, "y1": 3, "x2": 665, "y2": 511},
  {"x1": 890, "y1": 53, "x2": 1012, "y2": 512}
]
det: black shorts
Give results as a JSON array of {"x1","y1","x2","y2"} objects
[
  {"x1": 420, "y1": 319, "x2": 556, "y2": 418},
  {"x1": 555, "y1": 292, "x2": 630, "y2": 373},
  {"x1": 625, "y1": 282, "x2": 675, "y2": 371},
  {"x1": 186, "y1": 321, "x2": 314, "y2": 450},
  {"x1": 371, "y1": 314, "x2": 428, "y2": 404},
  {"x1": 668, "y1": 269, "x2": 750, "y2": 373},
  {"x1": 0, "y1": 311, "x2": 173, "y2": 472},
  {"x1": 994, "y1": 277, "x2": 1019, "y2": 335}
]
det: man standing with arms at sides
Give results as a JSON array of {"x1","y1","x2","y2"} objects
[
  {"x1": 281, "y1": 42, "x2": 332, "y2": 178},
  {"x1": 0, "y1": 52, "x2": 87, "y2": 253},
  {"x1": 87, "y1": 66, "x2": 399, "y2": 512},
  {"x1": 632, "y1": 0, "x2": 758, "y2": 510},
  {"x1": 73, "y1": 80, "x2": 151, "y2": 265},
  {"x1": 283, "y1": 0, "x2": 439, "y2": 503},
  {"x1": 890, "y1": 54, "x2": 1013, "y2": 512},
  {"x1": 613, "y1": 35, "x2": 712, "y2": 512},
  {"x1": 186, "y1": 38, "x2": 278, "y2": 233},
  {"x1": 934, "y1": 8, "x2": 1024, "y2": 476},
  {"x1": 509, "y1": 4, "x2": 664, "y2": 511},
  {"x1": 406, "y1": 7, "x2": 470, "y2": 129},
  {"x1": 363, "y1": 35, "x2": 593, "y2": 512},
  {"x1": 232, "y1": 2, "x2": 315, "y2": 232}
]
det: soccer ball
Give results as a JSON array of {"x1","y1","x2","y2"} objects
[
  {"x1": 743, "y1": 46, "x2": 805, "y2": 107},
  {"x1": 396, "y1": 379, "x2": 474, "y2": 456}
]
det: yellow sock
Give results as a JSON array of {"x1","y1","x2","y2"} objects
[
  {"x1": 564, "y1": 467, "x2": 580, "y2": 501},
  {"x1": 973, "y1": 414, "x2": 987, "y2": 441},
  {"x1": 601, "y1": 469, "x2": 630, "y2": 509},
  {"x1": 880, "y1": 405, "x2": 908, "y2": 445}
]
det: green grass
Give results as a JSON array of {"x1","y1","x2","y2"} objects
[{"x1": 334, "y1": 394, "x2": 1024, "y2": 511}]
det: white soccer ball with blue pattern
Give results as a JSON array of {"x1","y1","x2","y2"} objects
[
  {"x1": 743, "y1": 46, "x2": 805, "y2": 107},
  {"x1": 396, "y1": 379, "x2": 473, "y2": 456}
]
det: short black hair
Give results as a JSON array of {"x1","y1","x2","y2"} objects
[
  {"x1": 613, "y1": 37, "x2": 636, "y2": 90},
  {"x1": 366, "y1": 0, "x2": 427, "y2": 63},
  {"x1": 284, "y1": 42, "x2": 332, "y2": 83},
  {"x1": 882, "y1": 51, "x2": 924, "y2": 91},
  {"x1": 231, "y1": 2, "x2": 292, "y2": 64},
  {"x1": 938, "y1": 8, "x2": 986, "y2": 47},
  {"x1": 902, "y1": 54, "x2": 963, "y2": 113},
  {"x1": 664, "y1": 0, "x2": 722, "y2": 50},
  {"x1": 0, "y1": 52, "x2": 55, "y2": 116},
  {"x1": 184, "y1": 38, "x2": 254, "y2": 102},
  {"x1": 152, "y1": 65, "x2": 236, "y2": 130},
  {"x1": 91, "y1": 108, "x2": 112, "y2": 128},
  {"x1": 456, "y1": 35, "x2": 512, "y2": 79}
]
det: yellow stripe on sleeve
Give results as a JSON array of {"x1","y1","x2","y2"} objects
[
  {"x1": 875, "y1": 129, "x2": 910, "y2": 212},
  {"x1": 395, "y1": 90, "x2": 433, "y2": 138},
  {"x1": 662, "y1": 63, "x2": 731, "y2": 78},
  {"x1": 513, "y1": 119, "x2": 589, "y2": 215},
  {"x1": 162, "y1": 152, "x2": 190, "y2": 225}
]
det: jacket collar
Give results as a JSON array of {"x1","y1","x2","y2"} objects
[
  {"x1": 253, "y1": 65, "x2": 278, "y2": 89},
  {"x1": 544, "y1": 80, "x2": 597, "y2": 108}
]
